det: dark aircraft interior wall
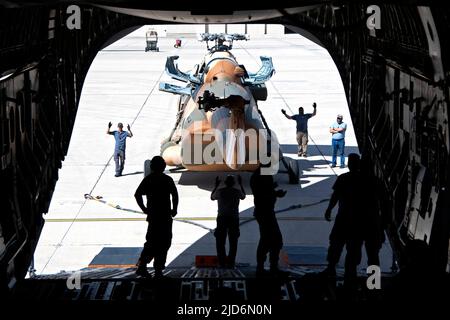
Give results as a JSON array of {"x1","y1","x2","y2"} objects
[
  {"x1": 0, "y1": 6, "x2": 149, "y2": 288},
  {"x1": 0, "y1": 2, "x2": 449, "y2": 290},
  {"x1": 281, "y1": 4, "x2": 450, "y2": 273}
]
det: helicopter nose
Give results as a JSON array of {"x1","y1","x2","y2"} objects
[
  {"x1": 210, "y1": 105, "x2": 247, "y2": 170},
  {"x1": 203, "y1": 80, "x2": 252, "y2": 169},
  {"x1": 224, "y1": 126, "x2": 246, "y2": 170}
]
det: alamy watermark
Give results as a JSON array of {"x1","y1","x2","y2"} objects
[
  {"x1": 366, "y1": 265, "x2": 381, "y2": 290},
  {"x1": 66, "y1": 5, "x2": 81, "y2": 30},
  {"x1": 173, "y1": 122, "x2": 280, "y2": 175},
  {"x1": 366, "y1": 5, "x2": 381, "y2": 30},
  {"x1": 66, "y1": 270, "x2": 81, "y2": 290},
  {"x1": 64, "y1": 5, "x2": 381, "y2": 32}
]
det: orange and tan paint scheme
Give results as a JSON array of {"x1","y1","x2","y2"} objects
[{"x1": 159, "y1": 34, "x2": 276, "y2": 172}]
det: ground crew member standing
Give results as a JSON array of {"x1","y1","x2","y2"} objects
[
  {"x1": 211, "y1": 175, "x2": 246, "y2": 268},
  {"x1": 250, "y1": 165, "x2": 287, "y2": 276},
  {"x1": 281, "y1": 103, "x2": 317, "y2": 157},
  {"x1": 135, "y1": 156, "x2": 178, "y2": 278},
  {"x1": 360, "y1": 154, "x2": 388, "y2": 268},
  {"x1": 329, "y1": 114, "x2": 347, "y2": 168},
  {"x1": 323, "y1": 153, "x2": 364, "y2": 282},
  {"x1": 107, "y1": 122, "x2": 133, "y2": 177}
]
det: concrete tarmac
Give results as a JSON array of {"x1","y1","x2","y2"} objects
[{"x1": 33, "y1": 25, "x2": 392, "y2": 275}]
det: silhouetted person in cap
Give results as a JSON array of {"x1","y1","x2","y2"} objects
[
  {"x1": 211, "y1": 175, "x2": 246, "y2": 268},
  {"x1": 135, "y1": 156, "x2": 178, "y2": 278},
  {"x1": 324, "y1": 153, "x2": 365, "y2": 281},
  {"x1": 107, "y1": 122, "x2": 133, "y2": 177},
  {"x1": 250, "y1": 164, "x2": 287, "y2": 276}
]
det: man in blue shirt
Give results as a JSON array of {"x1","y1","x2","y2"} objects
[
  {"x1": 329, "y1": 114, "x2": 347, "y2": 168},
  {"x1": 107, "y1": 122, "x2": 133, "y2": 177},
  {"x1": 281, "y1": 103, "x2": 317, "y2": 157}
]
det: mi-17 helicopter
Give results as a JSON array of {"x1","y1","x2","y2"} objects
[{"x1": 155, "y1": 33, "x2": 299, "y2": 182}]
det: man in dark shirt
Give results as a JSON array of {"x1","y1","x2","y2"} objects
[
  {"x1": 107, "y1": 122, "x2": 133, "y2": 177},
  {"x1": 281, "y1": 103, "x2": 317, "y2": 157},
  {"x1": 324, "y1": 153, "x2": 365, "y2": 281},
  {"x1": 134, "y1": 156, "x2": 178, "y2": 278},
  {"x1": 250, "y1": 165, "x2": 287, "y2": 276},
  {"x1": 360, "y1": 154, "x2": 388, "y2": 268},
  {"x1": 211, "y1": 175, "x2": 246, "y2": 268}
]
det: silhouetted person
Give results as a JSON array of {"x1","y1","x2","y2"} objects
[
  {"x1": 281, "y1": 103, "x2": 317, "y2": 157},
  {"x1": 360, "y1": 155, "x2": 388, "y2": 267},
  {"x1": 135, "y1": 156, "x2": 178, "y2": 278},
  {"x1": 324, "y1": 153, "x2": 365, "y2": 281},
  {"x1": 211, "y1": 175, "x2": 246, "y2": 268},
  {"x1": 329, "y1": 114, "x2": 347, "y2": 167},
  {"x1": 250, "y1": 165, "x2": 287, "y2": 276},
  {"x1": 107, "y1": 122, "x2": 133, "y2": 177}
]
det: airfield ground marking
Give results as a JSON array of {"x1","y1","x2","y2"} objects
[
  {"x1": 44, "y1": 216, "x2": 330, "y2": 222},
  {"x1": 40, "y1": 39, "x2": 191, "y2": 273}
]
